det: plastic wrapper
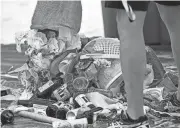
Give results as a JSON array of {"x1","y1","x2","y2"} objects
[
  {"x1": 83, "y1": 64, "x2": 98, "y2": 81},
  {"x1": 93, "y1": 59, "x2": 111, "y2": 68},
  {"x1": 85, "y1": 92, "x2": 118, "y2": 108},
  {"x1": 18, "y1": 71, "x2": 36, "y2": 100},
  {"x1": 50, "y1": 49, "x2": 77, "y2": 77},
  {"x1": 159, "y1": 76, "x2": 177, "y2": 93},
  {"x1": 15, "y1": 30, "x2": 47, "y2": 53},
  {"x1": 33, "y1": 104, "x2": 47, "y2": 116},
  {"x1": 30, "y1": 53, "x2": 51, "y2": 71},
  {"x1": 145, "y1": 46, "x2": 166, "y2": 87},
  {"x1": 57, "y1": 39, "x2": 66, "y2": 54},
  {"x1": 143, "y1": 64, "x2": 154, "y2": 89},
  {"x1": 18, "y1": 89, "x2": 34, "y2": 100},
  {"x1": 58, "y1": 53, "x2": 77, "y2": 76},
  {"x1": 15, "y1": 29, "x2": 59, "y2": 68},
  {"x1": 47, "y1": 38, "x2": 59, "y2": 54},
  {"x1": 143, "y1": 87, "x2": 164, "y2": 102},
  {"x1": 37, "y1": 70, "x2": 51, "y2": 85},
  {"x1": 57, "y1": 27, "x2": 82, "y2": 53},
  {"x1": 8, "y1": 63, "x2": 29, "y2": 74},
  {"x1": 66, "y1": 34, "x2": 82, "y2": 51},
  {"x1": 8, "y1": 63, "x2": 39, "y2": 100}
]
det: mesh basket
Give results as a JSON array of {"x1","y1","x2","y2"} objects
[{"x1": 81, "y1": 38, "x2": 120, "y2": 59}]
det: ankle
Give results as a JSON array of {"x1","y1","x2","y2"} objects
[{"x1": 127, "y1": 109, "x2": 145, "y2": 120}]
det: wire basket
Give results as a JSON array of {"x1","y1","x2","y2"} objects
[{"x1": 81, "y1": 38, "x2": 120, "y2": 59}]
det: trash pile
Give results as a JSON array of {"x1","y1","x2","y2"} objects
[{"x1": 1, "y1": 29, "x2": 180, "y2": 128}]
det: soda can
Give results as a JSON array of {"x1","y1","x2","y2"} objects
[
  {"x1": 46, "y1": 101, "x2": 73, "y2": 120},
  {"x1": 66, "y1": 106, "x2": 92, "y2": 121},
  {"x1": 66, "y1": 108, "x2": 80, "y2": 120},
  {"x1": 38, "y1": 80, "x2": 54, "y2": 93},
  {"x1": 74, "y1": 94, "x2": 95, "y2": 109},
  {"x1": 52, "y1": 84, "x2": 71, "y2": 101},
  {"x1": 70, "y1": 118, "x2": 88, "y2": 128}
]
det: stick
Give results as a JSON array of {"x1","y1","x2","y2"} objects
[{"x1": 17, "y1": 111, "x2": 61, "y2": 124}]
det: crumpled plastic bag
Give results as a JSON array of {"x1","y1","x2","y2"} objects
[
  {"x1": 57, "y1": 39, "x2": 66, "y2": 54},
  {"x1": 144, "y1": 64, "x2": 154, "y2": 89},
  {"x1": 15, "y1": 30, "x2": 47, "y2": 53},
  {"x1": 18, "y1": 71, "x2": 36, "y2": 100},
  {"x1": 143, "y1": 87, "x2": 164, "y2": 102},
  {"x1": 58, "y1": 34, "x2": 82, "y2": 52},
  {"x1": 93, "y1": 59, "x2": 111, "y2": 68},
  {"x1": 86, "y1": 92, "x2": 118, "y2": 108},
  {"x1": 47, "y1": 38, "x2": 59, "y2": 54},
  {"x1": 58, "y1": 53, "x2": 77, "y2": 76},
  {"x1": 66, "y1": 34, "x2": 81, "y2": 50},
  {"x1": 30, "y1": 53, "x2": 51, "y2": 71},
  {"x1": 9, "y1": 62, "x2": 39, "y2": 100},
  {"x1": 15, "y1": 29, "x2": 61, "y2": 58},
  {"x1": 57, "y1": 25, "x2": 82, "y2": 52},
  {"x1": 84, "y1": 64, "x2": 98, "y2": 81},
  {"x1": 18, "y1": 89, "x2": 34, "y2": 100}
]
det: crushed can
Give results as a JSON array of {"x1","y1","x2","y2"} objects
[
  {"x1": 37, "y1": 77, "x2": 63, "y2": 98},
  {"x1": 52, "y1": 84, "x2": 71, "y2": 101},
  {"x1": 66, "y1": 108, "x2": 80, "y2": 120},
  {"x1": 46, "y1": 101, "x2": 73, "y2": 120},
  {"x1": 74, "y1": 94, "x2": 96, "y2": 109}
]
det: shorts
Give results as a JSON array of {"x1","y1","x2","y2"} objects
[{"x1": 105, "y1": 1, "x2": 180, "y2": 11}]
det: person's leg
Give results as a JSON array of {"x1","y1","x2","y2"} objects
[
  {"x1": 156, "y1": 4, "x2": 180, "y2": 101},
  {"x1": 116, "y1": 10, "x2": 146, "y2": 119}
]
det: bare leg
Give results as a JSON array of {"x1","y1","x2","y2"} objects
[
  {"x1": 116, "y1": 10, "x2": 146, "y2": 119},
  {"x1": 157, "y1": 4, "x2": 180, "y2": 101}
]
